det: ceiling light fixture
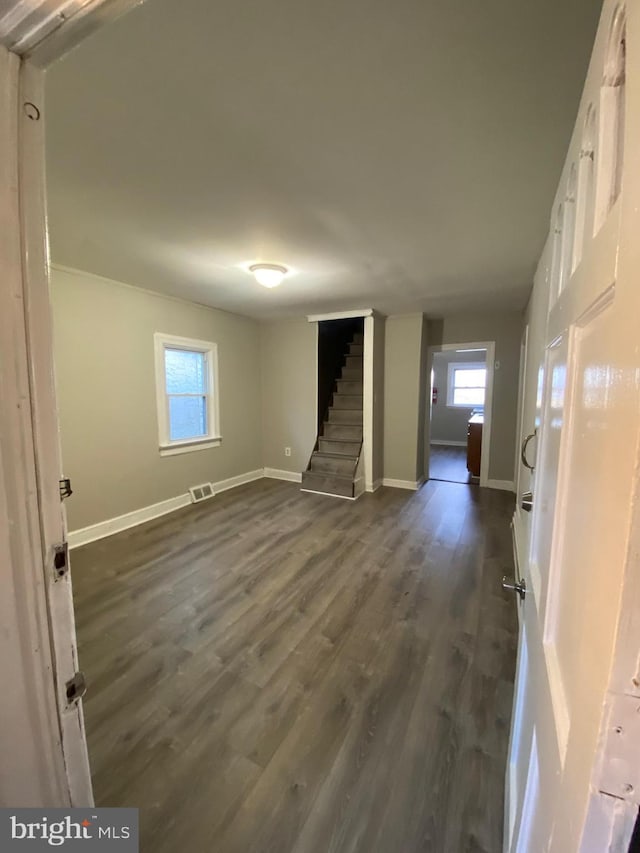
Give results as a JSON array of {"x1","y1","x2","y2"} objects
[{"x1": 249, "y1": 263, "x2": 288, "y2": 288}]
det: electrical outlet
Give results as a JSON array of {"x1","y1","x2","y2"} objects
[{"x1": 284, "y1": 447, "x2": 291, "y2": 457}]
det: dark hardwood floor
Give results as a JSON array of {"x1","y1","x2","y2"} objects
[
  {"x1": 429, "y1": 444, "x2": 473, "y2": 484},
  {"x1": 71, "y1": 478, "x2": 518, "y2": 853}
]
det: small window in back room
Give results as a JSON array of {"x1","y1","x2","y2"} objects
[
  {"x1": 154, "y1": 333, "x2": 221, "y2": 455},
  {"x1": 447, "y1": 362, "x2": 486, "y2": 408}
]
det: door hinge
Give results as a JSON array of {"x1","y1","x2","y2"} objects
[
  {"x1": 59, "y1": 477, "x2": 73, "y2": 500},
  {"x1": 53, "y1": 541, "x2": 69, "y2": 580},
  {"x1": 597, "y1": 693, "x2": 640, "y2": 805},
  {"x1": 65, "y1": 671, "x2": 87, "y2": 706}
]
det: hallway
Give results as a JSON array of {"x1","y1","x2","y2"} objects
[{"x1": 429, "y1": 444, "x2": 473, "y2": 484}]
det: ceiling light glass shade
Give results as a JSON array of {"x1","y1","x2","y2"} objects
[{"x1": 249, "y1": 263, "x2": 288, "y2": 288}]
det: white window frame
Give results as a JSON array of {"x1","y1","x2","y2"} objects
[
  {"x1": 154, "y1": 332, "x2": 221, "y2": 456},
  {"x1": 446, "y1": 361, "x2": 487, "y2": 409}
]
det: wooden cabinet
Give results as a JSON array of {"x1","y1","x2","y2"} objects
[{"x1": 467, "y1": 414, "x2": 483, "y2": 478}]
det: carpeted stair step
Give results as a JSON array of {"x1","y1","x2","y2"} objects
[
  {"x1": 337, "y1": 379, "x2": 363, "y2": 395},
  {"x1": 349, "y1": 343, "x2": 363, "y2": 357},
  {"x1": 310, "y1": 452, "x2": 358, "y2": 475},
  {"x1": 332, "y1": 394, "x2": 363, "y2": 410},
  {"x1": 318, "y1": 437, "x2": 361, "y2": 456},
  {"x1": 328, "y1": 408, "x2": 363, "y2": 425},
  {"x1": 301, "y1": 470, "x2": 354, "y2": 498},
  {"x1": 323, "y1": 423, "x2": 363, "y2": 441},
  {"x1": 345, "y1": 355, "x2": 363, "y2": 370},
  {"x1": 341, "y1": 366, "x2": 363, "y2": 381}
]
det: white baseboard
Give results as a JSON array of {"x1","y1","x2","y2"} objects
[
  {"x1": 382, "y1": 477, "x2": 423, "y2": 491},
  {"x1": 214, "y1": 468, "x2": 265, "y2": 493},
  {"x1": 264, "y1": 468, "x2": 303, "y2": 483},
  {"x1": 365, "y1": 478, "x2": 383, "y2": 493},
  {"x1": 430, "y1": 440, "x2": 467, "y2": 447},
  {"x1": 69, "y1": 468, "x2": 265, "y2": 548},
  {"x1": 486, "y1": 479, "x2": 516, "y2": 492},
  {"x1": 68, "y1": 493, "x2": 191, "y2": 549}
]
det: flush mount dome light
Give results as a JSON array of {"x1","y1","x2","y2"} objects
[{"x1": 249, "y1": 263, "x2": 288, "y2": 288}]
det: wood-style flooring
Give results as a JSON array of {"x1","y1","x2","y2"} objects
[
  {"x1": 429, "y1": 444, "x2": 473, "y2": 484},
  {"x1": 71, "y1": 478, "x2": 518, "y2": 853}
]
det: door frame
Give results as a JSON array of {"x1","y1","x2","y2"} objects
[
  {"x1": 427, "y1": 341, "x2": 495, "y2": 488},
  {"x1": 0, "y1": 44, "x2": 76, "y2": 808},
  {"x1": 0, "y1": 0, "x2": 142, "y2": 807},
  {"x1": 307, "y1": 309, "x2": 383, "y2": 493}
]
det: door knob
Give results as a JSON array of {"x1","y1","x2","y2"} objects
[
  {"x1": 502, "y1": 577, "x2": 526, "y2": 601},
  {"x1": 521, "y1": 491, "x2": 534, "y2": 513}
]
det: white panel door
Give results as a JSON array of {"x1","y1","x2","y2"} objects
[{"x1": 506, "y1": 1, "x2": 640, "y2": 849}]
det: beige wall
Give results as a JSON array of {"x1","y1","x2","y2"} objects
[
  {"x1": 261, "y1": 315, "x2": 386, "y2": 487},
  {"x1": 53, "y1": 272, "x2": 522, "y2": 533},
  {"x1": 428, "y1": 312, "x2": 523, "y2": 483},
  {"x1": 383, "y1": 314, "x2": 425, "y2": 483},
  {"x1": 52, "y1": 267, "x2": 262, "y2": 530},
  {"x1": 260, "y1": 319, "x2": 317, "y2": 474},
  {"x1": 431, "y1": 349, "x2": 487, "y2": 444}
]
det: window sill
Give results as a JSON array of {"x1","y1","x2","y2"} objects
[
  {"x1": 159, "y1": 437, "x2": 222, "y2": 457},
  {"x1": 445, "y1": 403, "x2": 485, "y2": 410}
]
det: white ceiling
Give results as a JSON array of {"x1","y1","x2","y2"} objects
[{"x1": 45, "y1": 0, "x2": 603, "y2": 320}]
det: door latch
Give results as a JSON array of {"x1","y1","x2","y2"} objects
[
  {"x1": 53, "y1": 542, "x2": 69, "y2": 580},
  {"x1": 59, "y1": 478, "x2": 73, "y2": 500},
  {"x1": 65, "y1": 671, "x2": 87, "y2": 706},
  {"x1": 521, "y1": 491, "x2": 534, "y2": 513},
  {"x1": 502, "y1": 576, "x2": 527, "y2": 601}
]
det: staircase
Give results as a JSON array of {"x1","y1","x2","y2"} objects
[{"x1": 301, "y1": 333, "x2": 363, "y2": 498}]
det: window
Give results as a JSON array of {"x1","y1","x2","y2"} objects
[
  {"x1": 154, "y1": 333, "x2": 220, "y2": 456},
  {"x1": 447, "y1": 362, "x2": 486, "y2": 408}
]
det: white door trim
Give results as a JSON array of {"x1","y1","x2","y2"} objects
[
  {"x1": 307, "y1": 313, "x2": 375, "y2": 491},
  {"x1": 0, "y1": 43, "x2": 73, "y2": 808},
  {"x1": 1, "y1": 0, "x2": 143, "y2": 64},
  {"x1": 0, "y1": 0, "x2": 142, "y2": 809},
  {"x1": 363, "y1": 315, "x2": 374, "y2": 490},
  {"x1": 306, "y1": 309, "x2": 374, "y2": 322},
  {"x1": 18, "y1": 57, "x2": 93, "y2": 804},
  {"x1": 427, "y1": 341, "x2": 495, "y2": 488}
]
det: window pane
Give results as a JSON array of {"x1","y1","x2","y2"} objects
[
  {"x1": 165, "y1": 348, "x2": 207, "y2": 394},
  {"x1": 454, "y1": 368, "x2": 486, "y2": 389},
  {"x1": 168, "y1": 396, "x2": 207, "y2": 440},
  {"x1": 453, "y1": 388, "x2": 486, "y2": 406}
]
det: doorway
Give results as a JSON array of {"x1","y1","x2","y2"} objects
[{"x1": 427, "y1": 342, "x2": 495, "y2": 486}]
